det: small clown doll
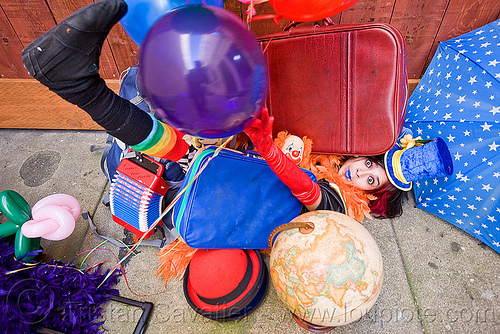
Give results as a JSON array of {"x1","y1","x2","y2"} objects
[{"x1": 274, "y1": 131, "x2": 312, "y2": 169}]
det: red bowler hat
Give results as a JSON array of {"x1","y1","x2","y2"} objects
[{"x1": 183, "y1": 248, "x2": 267, "y2": 321}]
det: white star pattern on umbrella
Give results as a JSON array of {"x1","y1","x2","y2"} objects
[
  {"x1": 405, "y1": 19, "x2": 500, "y2": 254},
  {"x1": 481, "y1": 122, "x2": 493, "y2": 131},
  {"x1": 488, "y1": 59, "x2": 500, "y2": 66},
  {"x1": 482, "y1": 184, "x2": 493, "y2": 191}
]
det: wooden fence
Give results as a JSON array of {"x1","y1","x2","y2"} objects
[
  {"x1": 0, "y1": 0, "x2": 499, "y2": 129},
  {"x1": 2, "y1": 0, "x2": 499, "y2": 79}
]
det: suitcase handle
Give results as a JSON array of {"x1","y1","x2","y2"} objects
[{"x1": 283, "y1": 17, "x2": 335, "y2": 31}]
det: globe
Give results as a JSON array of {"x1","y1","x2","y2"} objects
[{"x1": 269, "y1": 210, "x2": 383, "y2": 327}]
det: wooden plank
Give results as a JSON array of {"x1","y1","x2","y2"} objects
[
  {"x1": 339, "y1": 0, "x2": 395, "y2": 24},
  {"x1": 0, "y1": 2, "x2": 44, "y2": 78},
  {"x1": 408, "y1": 78, "x2": 420, "y2": 95},
  {"x1": 422, "y1": 0, "x2": 500, "y2": 76},
  {"x1": 224, "y1": 0, "x2": 243, "y2": 19},
  {"x1": 0, "y1": 79, "x2": 120, "y2": 130},
  {"x1": 1, "y1": 0, "x2": 56, "y2": 46},
  {"x1": 0, "y1": 77, "x2": 422, "y2": 130},
  {"x1": 107, "y1": 23, "x2": 140, "y2": 77},
  {"x1": 234, "y1": 1, "x2": 292, "y2": 37},
  {"x1": 389, "y1": 0, "x2": 449, "y2": 79},
  {"x1": 46, "y1": 0, "x2": 119, "y2": 78},
  {"x1": 228, "y1": 0, "x2": 344, "y2": 37}
]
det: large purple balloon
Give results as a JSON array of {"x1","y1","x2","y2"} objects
[{"x1": 138, "y1": 5, "x2": 269, "y2": 138}]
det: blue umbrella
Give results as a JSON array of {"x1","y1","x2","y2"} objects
[{"x1": 405, "y1": 19, "x2": 500, "y2": 254}]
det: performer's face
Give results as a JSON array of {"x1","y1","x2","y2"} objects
[{"x1": 338, "y1": 157, "x2": 388, "y2": 191}]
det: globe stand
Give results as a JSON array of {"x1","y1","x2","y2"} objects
[{"x1": 291, "y1": 313, "x2": 336, "y2": 333}]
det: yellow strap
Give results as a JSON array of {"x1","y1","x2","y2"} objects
[
  {"x1": 391, "y1": 149, "x2": 410, "y2": 184},
  {"x1": 391, "y1": 134, "x2": 427, "y2": 184}
]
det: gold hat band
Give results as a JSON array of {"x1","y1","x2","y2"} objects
[{"x1": 391, "y1": 149, "x2": 410, "y2": 184}]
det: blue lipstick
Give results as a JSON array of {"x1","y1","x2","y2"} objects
[{"x1": 345, "y1": 170, "x2": 351, "y2": 180}]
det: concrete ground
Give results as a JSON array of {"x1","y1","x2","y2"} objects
[{"x1": 1, "y1": 128, "x2": 499, "y2": 334}]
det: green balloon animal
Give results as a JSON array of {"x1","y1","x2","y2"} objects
[{"x1": 0, "y1": 190, "x2": 41, "y2": 262}]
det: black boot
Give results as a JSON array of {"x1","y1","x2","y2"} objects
[
  {"x1": 22, "y1": 0, "x2": 126, "y2": 90},
  {"x1": 21, "y1": 0, "x2": 152, "y2": 146}
]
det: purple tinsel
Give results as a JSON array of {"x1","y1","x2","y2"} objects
[{"x1": 0, "y1": 238, "x2": 121, "y2": 334}]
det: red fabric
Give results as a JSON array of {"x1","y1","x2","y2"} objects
[
  {"x1": 245, "y1": 109, "x2": 320, "y2": 206},
  {"x1": 160, "y1": 127, "x2": 189, "y2": 161},
  {"x1": 189, "y1": 249, "x2": 247, "y2": 299},
  {"x1": 185, "y1": 249, "x2": 261, "y2": 313}
]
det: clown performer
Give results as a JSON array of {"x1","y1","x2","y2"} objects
[
  {"x1": 22, "y1": 0, "x2": 454, "y2": 222},
  {"x1": 245, "y1": 109, "x2": 454, "y2": 220}
]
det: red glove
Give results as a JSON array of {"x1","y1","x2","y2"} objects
[{"x1": 245, "y1": 108, "x2": 321, "y2": 207}]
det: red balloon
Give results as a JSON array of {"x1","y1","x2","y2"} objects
[{"x1": 269, "y1": 0, "x2": 360, "y2": 22}]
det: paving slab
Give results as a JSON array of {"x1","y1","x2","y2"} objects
[
  {"x1": 393, "y1": 195, "x2": 500, "y2": 333},
  {"x1": 3, "y1": 128, "x2": 499, "y2": 334},
  {"x1": 0, "y1": 129, "x2": 109, "y2": 260},
  {"x1": 80, "y1": 184, "x2": 422, "y2": 333}
]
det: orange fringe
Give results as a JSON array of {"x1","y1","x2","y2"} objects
[
  {"x1": 259, "y1": 248, "x2": 271, "y2": 256},
  {"x1": 307, "y1": 154, "x2": 375, "y2": 222},
  {"x1": 155, "y1": 238, "x2": 197, "y2": 285}
]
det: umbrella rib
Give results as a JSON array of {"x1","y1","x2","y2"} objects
[{"x1": 442, "y1": 42, "x2": 500, "y2": 85}]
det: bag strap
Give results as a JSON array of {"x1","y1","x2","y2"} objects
[
  {"x1": 82, "y1": 212, "x2": 179, "y2": 249},
  {"x1": 90, "y1": 134, "x2": 115, "y2": 181},
  {"x1": 268, "y1": 220, "x2": 315, "y2": 249}
]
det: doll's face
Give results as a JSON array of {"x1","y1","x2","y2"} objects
[
  {"x1": 338, "y1": 157, "x2": 388, "y2": 191},
  {"x1": 281, "y1": 135, "x2": 304, "y2": 165}
]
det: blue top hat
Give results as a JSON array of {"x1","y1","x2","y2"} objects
[{"x1": 384, "y1": 133, "x2": 454, "y2": 191}]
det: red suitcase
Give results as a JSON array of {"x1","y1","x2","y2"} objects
[{"x1": 259, "y1": 23, "x2": 408, "y2": 156}]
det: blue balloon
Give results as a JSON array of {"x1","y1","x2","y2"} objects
[{"x1": 121, "y1": 0, "x2": 224, "y2": 45}]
